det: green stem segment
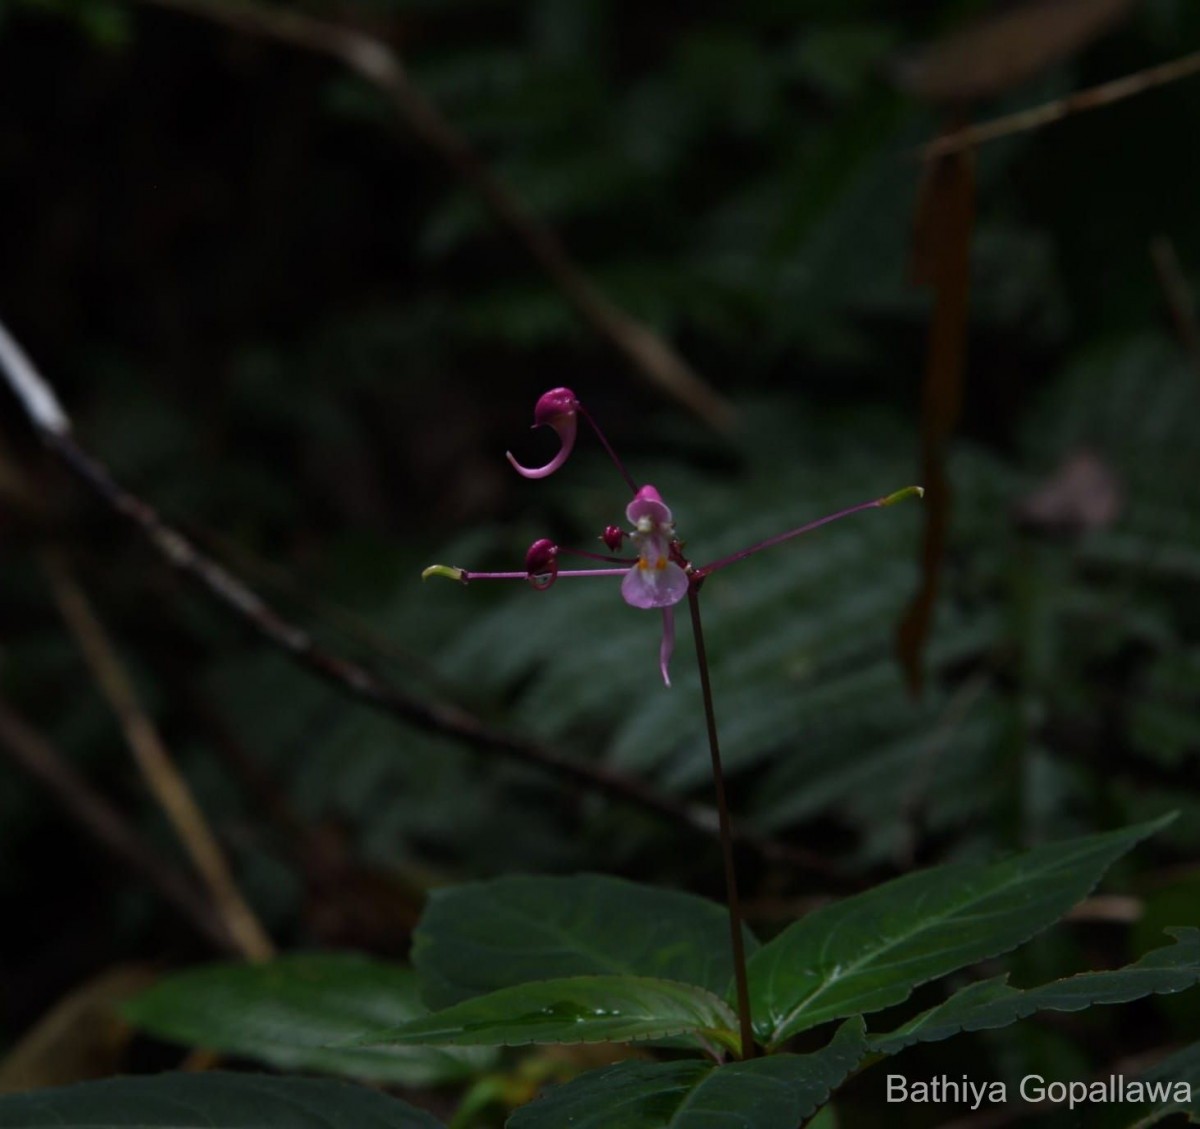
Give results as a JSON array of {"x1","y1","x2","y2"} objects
[{"x1": 686, "y1": 585, "x2": 756, "y2": 1060}]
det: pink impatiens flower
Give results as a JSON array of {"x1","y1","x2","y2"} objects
[
  {"x1": 620, "y1": 485, "x2": 689, "y2": 685},
  {"x1": 620, "y1": 486, "x2": 688, "y2": 611},
  {"x1": 423, "y1": 388, "x2": 921, "y2": 687}
]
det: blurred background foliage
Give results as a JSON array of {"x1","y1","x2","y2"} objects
[{"x1": 2, "y1": 0, "x2": 1200, "y2": 1122}]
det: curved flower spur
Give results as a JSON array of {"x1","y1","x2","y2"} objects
[
  {"x1": 423, "y1": 386, "x2": 922, "y2": 1060},
  {"x1": 422, "y1": 387, "x2": 922, "y2": 687}
]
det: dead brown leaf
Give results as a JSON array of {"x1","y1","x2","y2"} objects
[
  {"x1": 0, "y1": 965, "x2": 157, "y2": 1093},
  {"x1": 899, "y1": 0, "x2": 1136, "y2": 103},
  {"x1": 898, "y1": 144, "x2": 976, "y2": 698}
]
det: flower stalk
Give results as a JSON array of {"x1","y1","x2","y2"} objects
[{"x1": 687, "y1": 585, "x2": 755, "y2": 1059}]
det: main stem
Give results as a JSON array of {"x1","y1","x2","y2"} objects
[{"x1": 686, "y1": 585, "x2": 756, "y2": 1060}]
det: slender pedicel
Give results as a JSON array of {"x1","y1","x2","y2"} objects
[
  {"x1": 577, "y1": 403, "x2": 638, "y2": 494},
  {"x1": 422, "y1": 566, "x2": 627, "y2": 583},
  {"x1": 558, "y1": 546, "x2": 638, "y2": 565},
  {"x1": 695, "y1": 486, "x2": 923, "y2": 578}
]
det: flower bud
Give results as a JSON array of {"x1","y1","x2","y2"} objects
[
  {"x1": 524, "y1": 538, "x2": 559, "y2": 589},
  {"x1": 601, "y1": 525, "x2": 625, "y2": 551},
  {"x1": 880, "y1": 485, "x2": 925, "y2": 507},
  {"x1": 421, "y1": 564, "x2": 466, "y2": 583},
  {"x1": 532, "y1": 387, "x2": 578, "y2": 427}
]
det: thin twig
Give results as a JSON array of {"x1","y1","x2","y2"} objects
[
  {"x1": 42, "y1": 555, "x2": 275, "y2": 962},
  {"x1": 0, "y1": 319, "x2": 828, "y2": 876},
  {"x1": 133, "y1": 0, "x2": 733, "y2": 431},
  {"x1": 0, "y1": 696, "x2": 238, "y2": 954},
  {"x1": 922, "y1": 48, "x2": 1200, "y2": 160},
  {"x1": 1151, "y1": 236, "x2": 1200, "y2": 380}
]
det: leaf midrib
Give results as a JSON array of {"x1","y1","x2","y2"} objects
[{"x1": 764, "y1": 843, "x2": 1111, "y2": 1043}]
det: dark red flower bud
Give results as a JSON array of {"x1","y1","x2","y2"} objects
[
  {"x1": 531, "y1": 387, "x2": 578, "y2": 427},
  {"x1": 601, "y1": 525, "x2": 625, "y2": 551},
  {"x1": 524, "y1": 538, "x2": 559, "y2": 590}
]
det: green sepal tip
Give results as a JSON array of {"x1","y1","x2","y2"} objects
[
  {"x1": 880, "y1": 485, "x2": 924, "y2": 507},
  {"x1": 422, "y1": 564, "x2": 466, "y2": 582}
]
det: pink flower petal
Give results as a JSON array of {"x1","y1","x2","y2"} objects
[
  {"x1": 626, "y1": 484, "x2": 672, "y2": 527},
  {"x1": 506, "y1": 414, "x2": 577, "y2": 479},
  {"x1": 659, "y1": 606, "x2": 676, "y2": 687},
  {"x1": 620, "y1": 559, "x2": 689, "y2": 609}
]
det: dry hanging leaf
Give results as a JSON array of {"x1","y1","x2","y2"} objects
[
  {"x1": 897, "y1": 145, "x2": 976, "y2": 698},
  {"x1": 899, "y1": 0, "x2": 1136, "y2": 102}
]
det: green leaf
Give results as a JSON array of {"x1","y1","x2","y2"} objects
[
  {"x1": 747, "y1": 816, "x2": 1172, "y2": 1046},
  {"x1": 123, "y1": 954, "x2": 492, "y2": 1086},
  {"x1": 1120, "y1": 1040, "x2": 1200, "y2": 1124},
  {"x1": 0, "y1": 1071, "x2": 445, "y2": 1127},
  {"x1": 353, "y1": 975, "x2": 740, "y2": 1052},
  {"x1": 506, "y1": 1018, "x2": 865, "y2": 1129},
  {"x1": 870, "y1": 928, "x2": 1200, "y2": 1055},
  {"x1": 804, "y1": 1106, "x2": 838, "y2": 1129},
  {"x1": 414, "y1": 873, "x2": 758, "y2": 1008}
]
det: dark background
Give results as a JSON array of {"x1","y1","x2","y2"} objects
[{"x1": 2, "y1": 0, "x2": 1200, "y2": 1123}]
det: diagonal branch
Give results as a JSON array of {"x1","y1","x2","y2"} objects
[
  {"x1": 0, "y1": 318, "x2": 828, "y2": 876},
  {"x1": 922, "y1": 48, "x2": 1200, "y2": 160},
  {"x1": 134, "y1": 0, "x2": 733, "y2": 431}
]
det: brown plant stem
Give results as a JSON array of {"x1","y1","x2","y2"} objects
[
  {"x1": 42, "y1": 555, "x2": 275, "y2": 962},
  {"x1": 1151, "y1": 236, "x2": 1200, "y2": 380},
  {"x1": 191, "y1": 522, "x2": 463, "y2": 704},
  {"x1": 921, "y1": 48, "x2": 1200, "y2": 161},
  {"x1": 134, "y1": 0, "x2": 733, "y2": 431},
  {"x1": 0, "y1": 696, "x2": 238, "y2": 954},
  {"x1": 686, "y1": 586, "x2": 756, "y2": 1060},
  {"x1": 898, "y1": 133, "x2": 975, "y2": 696}
]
